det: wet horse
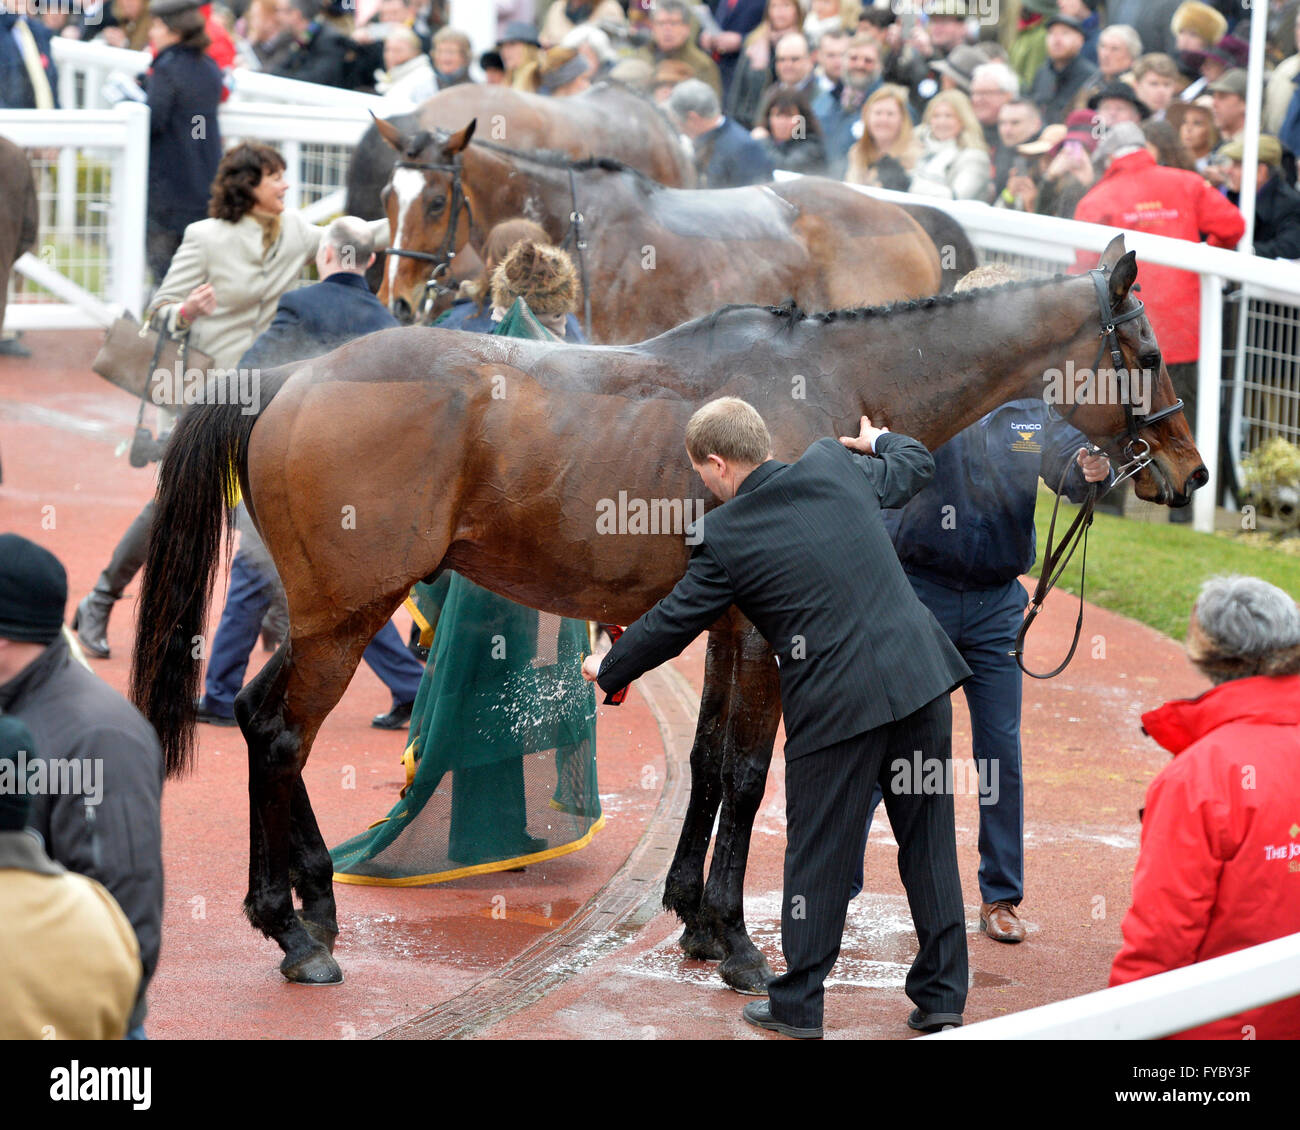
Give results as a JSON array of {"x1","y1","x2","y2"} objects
[
  {"x1": 131, "y1": 236, "x2": 1206, "y2": 991},
  {"x1": 345, "y1": 80, "x2": 696, "y2": 296},
  {"x1": 376, "y1": 118, "x2": 968, "y2": 339}
]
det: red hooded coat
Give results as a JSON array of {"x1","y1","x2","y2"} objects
[
  {"x1": 1110, "y1": 673, "x2": 1300, "y2": 1039},
  {"x1": 1073, "y1": 149, "x2": 1244, "y2": 365}
]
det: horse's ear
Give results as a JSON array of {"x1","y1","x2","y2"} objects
[
  {"x1": 1108, "y1": 250, "x2": 1139, "y2": 308},
  {"x1": 374, "y1": 114, "x2": 409, "y2": 154},
  {"x1": 1098, "y1": 233, "x2": 1127, "y2": 270},
  {"x1": 444, "y1": 119, "x2": 477, "y2": 156}
]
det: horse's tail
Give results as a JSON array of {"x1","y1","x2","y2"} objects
[
  {"x1": 900, "y1": 203, "x2": 980, "y2": 293},
  {"x1": 129, "y1": 390, "x2": 269, "y2": 778}
]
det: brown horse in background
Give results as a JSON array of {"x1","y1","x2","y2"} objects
[
  {"x1": 0, "y1": 135, "x2": 38, "y2": 346},
  {"x1": 345, "y1": 80, "x2": 695, "y2": 295},
  {"x1": 376, "y1": 118, "x2": 958, "y2": 339},
  {"x1": 131, "y1": 236, "x2": 1205, "y2": 991}
]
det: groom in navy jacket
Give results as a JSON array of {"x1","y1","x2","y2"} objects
[{"x1": 585, "y1": 397, "x2": 971, "y2": 1038}]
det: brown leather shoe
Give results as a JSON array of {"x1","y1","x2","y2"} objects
[{"x1": 980, "y1": 900, "x2": 1026, "y2": 943}]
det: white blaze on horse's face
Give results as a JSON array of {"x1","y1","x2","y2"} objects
[{"x1": 388, "y1": 167, "x2": 428, "y2": 298}]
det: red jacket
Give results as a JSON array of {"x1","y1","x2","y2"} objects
[
  {"x1": 1073, "y1": 149, "x2": 1244, "y2": 365},
  {"x1": 1110, "y1": 673, "x2": 1300, "y2": 1039}
]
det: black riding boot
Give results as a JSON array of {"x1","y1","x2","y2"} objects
[{"x1": 72, "y1": 500, "x2": 155, "y2": 659}]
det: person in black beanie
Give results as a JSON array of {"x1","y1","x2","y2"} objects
[
  {"x1": 0, "y1": 714, "x2": 142, "y2": 1040},
  {"x1": 0, "y1": 533, "x2": 163, "y2": 1040}
]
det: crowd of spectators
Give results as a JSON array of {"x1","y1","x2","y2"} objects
[{"x1": 3, "y1": 0, "x2": 1297, "y2": 262}]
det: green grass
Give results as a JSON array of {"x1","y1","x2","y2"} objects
[{"x1": 1027, "y1": 485, "x2": 1300, "y2": 640}]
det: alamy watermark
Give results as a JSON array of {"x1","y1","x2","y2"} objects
[
  {"x1": 151, "y1": 362, "x2": 261, "y2": 416},
  {"x1": 1042, "y1": 361, "x2": 1153, "y2": 416},
  {"x1": 889, "y1": 751, "x2": 999, "y2": 806},
  {"x1": 595, "y1": 491, "x2": 705, "y2": 545},
  {"x1": 0, "y1": 750, "x2": 103, "y2": 807}
]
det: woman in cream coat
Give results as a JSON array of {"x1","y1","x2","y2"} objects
[
  {"x1": 907, "y1": 89, "x2": 992, "y2": 202},
  {"x1": 72, "y1": 141, "x2": 389, "y2": 660}
]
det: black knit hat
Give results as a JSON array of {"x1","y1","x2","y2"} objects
[
  {"x1": 0, "y1": 533, "x2": 67, "y2": 644},
  {"x1": 0, "y1": 714, "x2": 37, "y2": 831}
]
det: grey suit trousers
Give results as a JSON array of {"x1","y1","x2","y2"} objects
[{"x1": 768, "y1": 693, "x2": 968, "y2": 1029}]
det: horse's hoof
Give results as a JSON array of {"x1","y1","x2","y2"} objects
[
  {"x1": 719, "y1": 953, "x2": 775, "y2": 996},
  {"x1": 678, "y1": 926, "x2": 726, "y2": 962},
  {"x1": 280, "y1": 945, "x2": 343, "y2": 985},
  {"x1": 297, "y1": 914, "x2": 339, "y2": 954}
]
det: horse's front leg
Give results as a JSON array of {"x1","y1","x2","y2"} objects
[
  {"x1": 664, "y1": 630, "x2": 733, "y2": 960},
  {"x1": 702, "y1": 624, "x2": 781, "y2": 994}
]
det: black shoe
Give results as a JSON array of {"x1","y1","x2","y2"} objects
[
  {"x1": 907, "y1": 1008, "x2": 962, "y2": 1033},
  {"x1": 71, "y1": 580, "x2": 117, "y2": 659},
  {"x1": 195, "y1": 698, "x2": 238, "y2": 727},
  {"x1": 742, "y1": 1000, "x2": 823, "y2": 1040},
  {"x1": 371, "y1": 700, "x2": 414, "y2": 730},
  {"x1": 0, "y1": 335, "x2": 31, "y2": 358}
]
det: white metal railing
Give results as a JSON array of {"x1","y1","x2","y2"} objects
[
  {"x1": 52, "y1": 37, "x2": 151, "y2": 110},
  {"x1": 924, "y1": 931, "x2": 1300, "y2": 1039},
  {"x1": 1, "y1": 102, "x2": 147, "y2": 327},
  {"x1": 852, "y1": 184, "x2": 1300, "y2": 534}
]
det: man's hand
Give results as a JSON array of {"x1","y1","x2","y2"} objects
[
  {"x1": 1076, "y1": 446, "x2": 1110, "y2": 482},
  {"x1": 581, "y1": 654, "x2": 602, "y2": 683},
  {"x1": 839, "y1": 414, "x2": 890, "y2": 455}
]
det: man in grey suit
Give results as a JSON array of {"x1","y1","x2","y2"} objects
[{"x1": 584, "y1": 397, "x2": 971, "y2": 1038}]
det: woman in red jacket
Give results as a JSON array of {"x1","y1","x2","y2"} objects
[{"x1": 1111, "y1": 574, "x2": 1300, "y2": 1039}]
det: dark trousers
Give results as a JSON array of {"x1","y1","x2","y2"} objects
[
  {"x1": 767, "y1": 694, "x2": 968, "y2": 1029},
  {"x1": 852, "y1": 575, "x2": 1026, "y2": 905},
  {"x1": 146, "y1": 223, "x2": 184, "y2": 285},
  {"x1": 203, "y1": 548, "x2": 425, "y2": 716}
]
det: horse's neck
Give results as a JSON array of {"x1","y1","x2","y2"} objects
[
  {"x1": 468, "y1": 146, "x2": 570, "y2": 234},
  {"x1": 828, "y1": 286, "x2": 1091, "y2": 449}
]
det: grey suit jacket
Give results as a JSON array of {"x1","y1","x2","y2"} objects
[{"x1": 597, "y1": 434, "x2": 971, "y2": 759}]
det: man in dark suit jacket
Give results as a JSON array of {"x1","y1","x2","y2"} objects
[
  {"x1": 668, "y1": 78, "x2": 775, "y2": 188},
  {"x1": 585, "y1": 398, "x2": 971, "y2": 1038},
  {"x1": 197, "y1": 217, "x2": 426, "y2": 731},
  {"x1": 0, "y1": 8, "x2": 59, "y2": 109}
]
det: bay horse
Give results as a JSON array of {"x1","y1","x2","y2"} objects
[
  {"x1": 376, "y1": 117, "x2": 967, "y2": 339},
  {"x1": 344, "y1": 80, "x2": 696, "y2": 295},
  {"x1": 131, "y1": 236, "x2": 1205, "y2": 991},
  {"x1": 0, "y1": 134, "x2": 38, "y2": 347}
]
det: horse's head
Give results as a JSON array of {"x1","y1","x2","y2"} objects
[
  {"x1": 1053, "y1": 234, "x2": 1208, "y2": 508},
  {"x1": 374, "y1": 114, "x2": 478, "y2": 324}
]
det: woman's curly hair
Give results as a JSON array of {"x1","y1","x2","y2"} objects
[{"x1": 208, "y1": 143, "x2": 287, "y2": 223}]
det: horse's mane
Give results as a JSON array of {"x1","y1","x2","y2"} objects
[
  {"x1": 408, "y1": 128, "x2": 660, "y2": 190},
  {"x1": 675, "y1": 274, "x2": 1072, "y2": 342}
]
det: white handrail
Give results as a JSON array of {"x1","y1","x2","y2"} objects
[
  {"x1": 925, "y1": 931, "x2": 1300, "y2": 1039},
  {"x1": 225, "y1": 69, "x2": 385, "y2": 110},
  {"x1": 219, "y1": 101, "x2": 376, "y2": 146}
]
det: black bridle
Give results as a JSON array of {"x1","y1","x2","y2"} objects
[
  {"x1": 378, "y1": 139, "x2": 595, "y2": 335},
  {"x1": 381, "y1": 152, "x2": 475, "y2": 324},
  {"x1": 1013, "y1": 266, "x2": 1186, "y2": 679}
]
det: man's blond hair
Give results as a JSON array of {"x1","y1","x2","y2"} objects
[{"x1": 686, "y1": 397, "x2": 772, "y2": 465}]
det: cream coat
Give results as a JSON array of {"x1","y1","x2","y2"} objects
[
  {"x1": 151, "y1": 210, "x2": 390, "y2": 371},
  {"x1": 908, "y1": 130, "x2": 992, "y2": 202},
  {"x1": 0, "y1": 830, "x2": 141, "y2": 1040}
]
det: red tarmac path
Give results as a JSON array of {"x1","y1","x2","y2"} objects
[{"x1": 2, "y1": 331, "x2": 1213, "y2": 1040}]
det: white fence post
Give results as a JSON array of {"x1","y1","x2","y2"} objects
[
  {"x1": 1195, "y1": 275, "x2": 1223, "y2": 534},
  {"x1": 113, "y1": 100, "x2": 149, "y2": 317}
]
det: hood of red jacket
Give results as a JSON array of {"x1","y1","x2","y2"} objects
[{"x1": 1141, "y1": 673, "x2": 1300, "y2": 754}]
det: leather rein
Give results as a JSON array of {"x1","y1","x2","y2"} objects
[
  {"x1": 1012, "y1": 267, "x2": 1186, "y2": 679},
  {"x1": 381, "y1": 143, "x2": 595, "y2": 337}
]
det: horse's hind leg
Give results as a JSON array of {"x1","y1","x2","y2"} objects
[
  {"x1": 664, "y1": 630, "x2": 732, "y2": 960},
  {"x1": 702, "y1": 625, "x2": 781, "y2": 994},
  {"x1": 289, "y1": 776, "x2": 338, "y2": 953},
  {"x1": 238, "y1": 610, "x2": 389, "y2": 983}
]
